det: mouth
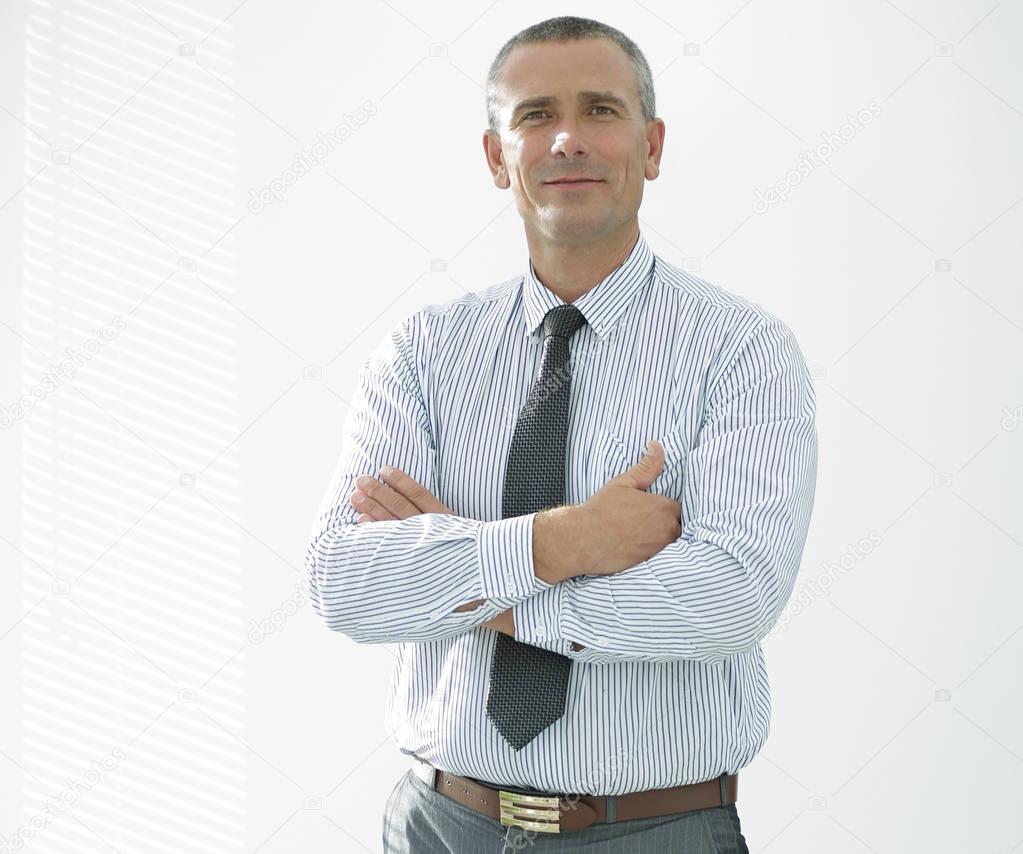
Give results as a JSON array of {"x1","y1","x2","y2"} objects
[{"x1": 544, "y1": 179, "x2": 603, "y2": 187}]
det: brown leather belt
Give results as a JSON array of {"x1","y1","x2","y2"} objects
[{"x1": 410, "y1": 758, "x2": 737, "y2": 834}]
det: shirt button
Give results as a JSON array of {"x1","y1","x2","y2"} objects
[
  {"x1": 431, "y1": 610, "x2": 441, "y2": 620},
  {"x1": 597, "y1": 636, "x2": 609, "y2": 647}
]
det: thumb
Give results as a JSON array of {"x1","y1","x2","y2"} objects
[{"x1": 615, "y1": 440, "x2": 663, "y2": 490}]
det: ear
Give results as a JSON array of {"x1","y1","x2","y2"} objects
[
  {"x1": 483, "y1": 129, "x2": 510, "y2": 189},
  {"x1": 644, "y1": 118, "x2": 666, "y2": 181}
]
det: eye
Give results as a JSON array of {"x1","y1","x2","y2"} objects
[{"x1": 520, "y1": 105, "x2": 617, "y2": 121}]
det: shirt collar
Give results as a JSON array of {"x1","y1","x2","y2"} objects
[{"x1": 521, "y1": 229, "x2": 655, "y2": 340}]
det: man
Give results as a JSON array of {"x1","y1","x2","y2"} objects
[{"x1": 306, "y1": 15, "x2": 817, "y2": 853}]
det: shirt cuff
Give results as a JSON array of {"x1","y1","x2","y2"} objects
[
  {"x1": 513, "y1": 582, "x2": 571, "y2": 653},
  {"x1": 478, "y1": 513, "x2": 544, "y2": 599}
]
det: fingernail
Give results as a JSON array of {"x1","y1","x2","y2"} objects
[{"x1": 380, "y1": 464, "x2": 394, "y2": 477}]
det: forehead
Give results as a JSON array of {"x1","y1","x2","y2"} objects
[{"x1": 496, "y1": 38, "x2": 637, "y2": 106}]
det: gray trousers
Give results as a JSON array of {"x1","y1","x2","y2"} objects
[{"x1": 382, "y1": 768, "x2": 751, "y2": 853}]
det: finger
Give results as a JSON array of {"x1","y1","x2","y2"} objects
[
  {"x1": 378, "y1": 466, "x2": 453, "y2": 514},
  {"x1": 356, "y1": 513, "x2": 373, "y2": 524},
  {"x1": 350, "y1": 486, "x2": 400, "y2": 521},
  {"x1": 609, "y1": 440, "x2": 663, "y2": 490},
  {"x1": 354, "y1": 475, "x2": 422, "y2": 519}
]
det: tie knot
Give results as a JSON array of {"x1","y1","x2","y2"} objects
[{"x1": 542, "y1": 304, "x2": 587, "y2": 340}]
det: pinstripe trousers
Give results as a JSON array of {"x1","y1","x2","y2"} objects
[{"x1": 382, "y1": 767, "x2": 751, "y2": 853}]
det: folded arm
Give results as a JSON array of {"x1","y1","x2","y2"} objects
[
  {"x1": 512, "y1": 316, "x2": 819, "y2": 664},
  {"x1": 305, "y1": 317, "x2": 557, "y2": 644}
]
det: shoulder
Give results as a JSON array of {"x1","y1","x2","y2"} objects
[
  {"x1": 366, "y1": 274, "x2": 522, "y2": 370},
  {"x1": 652, "y1": 255, "x2": 802, "y2": 369},
  {"x1": 412, "y1": 275, "x2": 521, "y2": 333},
  {"x1": 654, "y1": 255, "x2": 781, "y2": 327}
]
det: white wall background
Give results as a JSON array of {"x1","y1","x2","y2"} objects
[{"x1": 1, "y1": 1, "x2": 1021, "y2": 852}]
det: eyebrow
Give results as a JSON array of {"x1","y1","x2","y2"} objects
[{"x1": 510, "y1": 91, "x2": 630, "y2": 119}]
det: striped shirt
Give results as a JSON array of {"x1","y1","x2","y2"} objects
[{"x1": 305, "y1": 228, "x2": 818, "y2": 795}]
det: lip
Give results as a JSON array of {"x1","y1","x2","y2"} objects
[{"x1": 544, "y1": 179, "x2": 603, "y2": 187}]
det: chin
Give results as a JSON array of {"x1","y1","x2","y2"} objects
[{"x1": 541, "y1": 208, "x2": 608, "y2": 226}]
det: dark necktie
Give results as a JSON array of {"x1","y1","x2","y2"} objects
[{"x1": 485, "y1": 303, "x2": 588, "y2": 751}]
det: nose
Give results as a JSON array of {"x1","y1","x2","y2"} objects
[{"x1": 550, "y1": 123, "x2": 588, "y2": 158}]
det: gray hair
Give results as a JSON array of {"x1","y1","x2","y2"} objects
[{"x1": 485, "y1": 16, "x2": 656, "y2": 135}]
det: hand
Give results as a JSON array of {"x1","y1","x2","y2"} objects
[
  {"x1": 349, "y1": 465, "x2": 494, "y2": 623},
  {"x1": 471, "y1": 607, "x2": 585, "y2": 651},
  {"x1": 351, "y1": 464, "x2": 585, "y2": 649},
  {"x1": 350, "y1": 466, "x2": 455, "y2": 522},
  {"x1": 482, "y1": 608, "x2": 514, "y2": 637},
  {"x1": 575, "y1": 440, "x2": 682, "y2": 577}
]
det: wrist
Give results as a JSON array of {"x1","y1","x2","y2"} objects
[{"x1": 533, "y1": 504, "x2": 592, "y2": 583}]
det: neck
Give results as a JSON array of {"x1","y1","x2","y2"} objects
[{"x1": 526, "y1": 222, "x2": 640, "y2": 303}]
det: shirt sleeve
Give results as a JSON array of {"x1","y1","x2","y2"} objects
[
  {"x1": 512, "y1": 315, "x2": 818, "y2": 664},
  {"x1": 305, "y1": 316, "x2": 556, "y2": 644}
]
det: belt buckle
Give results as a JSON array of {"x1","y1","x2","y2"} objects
[{"x1": 498, "y1": 789, "x2": 561, "y2": 833}]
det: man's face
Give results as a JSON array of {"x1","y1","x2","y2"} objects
[{"x1": 484, "y1": 38, "x2": 664, "y2": 245}]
